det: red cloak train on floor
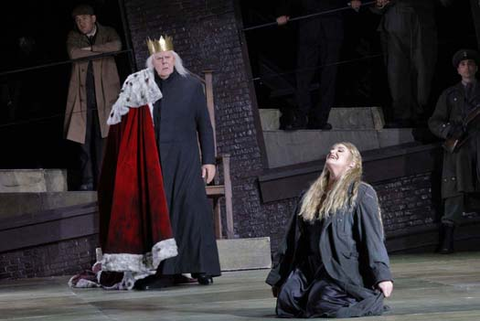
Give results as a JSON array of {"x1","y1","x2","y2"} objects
[{"x1": 75, "y1": 69, "x2": 177, "y2": 289}]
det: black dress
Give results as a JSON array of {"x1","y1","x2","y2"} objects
[
  {"x1": 276, "y1": 219, "x2": 359, "y2": 318},
  {"x1": 268, "y1": 183, "x2": 391, "y2": 318},
  {"x1": 153, "y1": 71, "x2": 221, "y2": 277}
]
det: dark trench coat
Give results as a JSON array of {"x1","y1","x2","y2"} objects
[
  {"x1": 428, "y1": 82, "x2": 480, "y2": 199},
  {"x1": 266, "y1": 182, "x2": 392, "y2": 318}
]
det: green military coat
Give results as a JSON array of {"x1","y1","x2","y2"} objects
[{"x1": 428, "y1": 82, "x2": 480, "y2": 199}]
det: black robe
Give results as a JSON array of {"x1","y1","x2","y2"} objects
[
  {"x1": 153, "y1": 71, "x2": 221, "y2": 277},
  {"x1": 266, "y1": 183, "x2": 392, "y2": 318}
]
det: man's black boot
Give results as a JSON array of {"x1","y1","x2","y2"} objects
[
  {"x1": 439, "y1": 224, "x2": 455, "y2": 254},
  {"x1": 192, "y1": 273, "x2": 213, "y2": 285}
]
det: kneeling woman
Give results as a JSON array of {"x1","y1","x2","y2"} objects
[{"x1": 266, "y1": 142, "x2": 393, "y2": 318}]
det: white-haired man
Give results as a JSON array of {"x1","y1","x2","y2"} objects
[{"x1": 104, "y1": 36, "x2": 220, "y2": 288}]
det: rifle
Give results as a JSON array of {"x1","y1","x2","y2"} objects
[{"x1": 443, "y1": 106, "x2": 480, "y2": 153}]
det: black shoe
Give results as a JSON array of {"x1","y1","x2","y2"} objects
[
  {"x1": 194, "y1": 274, "x2": 213, "y2": 285},
  {"x1": 439, "y1": 224, "x2": 455, "y2": 254},
  {"x1": 279, "y1": 109, "x2": 295, "y2": 130},
  {"x1": 134, "y1": 275, "x2": 174, "y2": 290},
  {"x1": 79, "y1": 183, "x2": 94, "y2": 191},
  {"x1": 284, "y1": 115, "x2": 307, "y2": 130},
  {"x1": 384, "y1": 119, "x2": 414, "y2": 128}
]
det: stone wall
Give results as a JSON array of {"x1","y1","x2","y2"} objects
[
  {"x1": 0, "y1": 236, "x2": 97, "y2": 280},
  {"x1": 377, "y1": 173, "x2": 440, "y2": 233}
]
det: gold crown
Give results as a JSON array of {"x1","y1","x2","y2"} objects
[{"x1": 146, "y1": 36, "x2": 174, "y2": 55}]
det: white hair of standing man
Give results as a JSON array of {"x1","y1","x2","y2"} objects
[{"x1": 146, "y1": 51, "x2": 189, "y2": 77}]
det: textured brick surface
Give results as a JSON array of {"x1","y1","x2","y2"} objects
[
  {"x1": 0, "y1": 235, "x2": 97, "y2": 280},
  {"x1": 376, "y1": 173, "x2": 438, "y2": 232}
]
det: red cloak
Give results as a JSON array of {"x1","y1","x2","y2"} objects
[{"x1": 97, "y1": 105, "x2": 177, "y2": 282}]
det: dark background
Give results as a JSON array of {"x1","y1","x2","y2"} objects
[
  {"x1": 0, "y1": 0, "x2": 477, "y2": 170},
  {"x1": 0, "y1": 0, "x2": 130, "y2": 170},
  {"x1": 240, "y1": 0, "x2": 478, "y2": 114}
]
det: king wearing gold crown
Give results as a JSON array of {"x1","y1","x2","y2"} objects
[
  {"x1": 146, "y1": 35, "x2": 174, "y2": 55},
  {"x1": 94, "y1": 35, "x2": 221, "y2": 290}
]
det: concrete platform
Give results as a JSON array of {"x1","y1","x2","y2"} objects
[
  {"x1": 263, "y1": 129, "x2": 415, "y2": 168},
  {"x1": 0, "y1": 192, "x2": 97, "y2": 219},
  {"x1": 259, "y1": 107, "x2": 385, "y2": 131},
  {"x1": 0, "y1": 169, "x2": 67, "y2": 193},
  {"x1": 0, "y1": 252, "x2": 479, "y2": 320}
]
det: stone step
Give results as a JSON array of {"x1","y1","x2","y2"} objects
[
  {"x1": 217, "y1": 237, "x2": 272, "y2": 271},
  {"x1": 0, "y1": 169, "x2": 68, "y2": 193},
  {"x1": 0, "y1": 192, "x2": 97, "y2": 219},
  {"x1": 259, "y1": 109, "x2": 281, "y2": 131},
  {"x1": 263, "y1": 128, "x2": 415, "y2": 168},
  {"x1": 259, "y1": 107, "x2": 385, "y2": 131}
]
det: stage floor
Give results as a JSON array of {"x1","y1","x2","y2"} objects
[{"x1": 1, "y1": 252, "x2": 480, "y2": 320}]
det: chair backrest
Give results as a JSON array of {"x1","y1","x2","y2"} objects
[{"x1": 191, "y1": 70, "x2": 217, "y2": 156}]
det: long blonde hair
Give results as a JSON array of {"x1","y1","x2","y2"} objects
[{"x1": 299, "y1": 142, "x2": 363, "y2": 222}]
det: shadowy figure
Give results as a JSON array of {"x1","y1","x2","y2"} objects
[{"x1": 276, "y1": 0, "x2": 362, "y2": 130}]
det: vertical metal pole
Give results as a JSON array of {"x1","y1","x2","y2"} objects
[
  {"x1": 118, "y1": 0, "x2": 137, "y2": 72},
  {"x1": 471, "y1": 0, "x2": 480, "y2": 50}
]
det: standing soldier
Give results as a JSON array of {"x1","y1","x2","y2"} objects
[{"x1": 429, "y1": 49, "x2": 480, "y2": 253}]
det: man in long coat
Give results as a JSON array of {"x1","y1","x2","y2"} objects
[
  {"x1": 372, "y1": 0, "x2": 450, "y2": 127},
  {"x1": 276, "y1": 0, "x2": 360, "y2": 130},
  {"x1": 65, "y1": 4, "x2": 121, "y2": 190},
  {"x1": 429, "y1": 49, "x2": 480, "y2": 253},
  {"x1": 108, "y1": 36, "x2": 221, "y2": 286},
  {"x1": 70, "y1": 64, "x2": 178, "y2": 291},
  {"x1": 152, "y1": 38, "x2": 221, "y2": 285}
]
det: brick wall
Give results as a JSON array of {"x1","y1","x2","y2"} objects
[
  {"x1": 0, "y1": 235, "x2": 97, "y2": 280},
  {"x1": 376, "y1": 173, "x2": 440, "y2": 233}
]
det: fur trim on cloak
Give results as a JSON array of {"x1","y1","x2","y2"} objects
[
  {"x1": 107, "y1": 68, "x2": 161, "y2": 125},
  {"x1": 69, "y1": 239, "x2": 178, "y2": 290},
  {"x1": 101, "y1": 238, "x2": 178, "y2": 274}
]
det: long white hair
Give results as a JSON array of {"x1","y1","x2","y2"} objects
[
  {"x1": 146, "y1": 51, "x2": 189, "y2": 77},
  {"x1": 299, "y1": 142, "x2": 363, "y2": 222}
]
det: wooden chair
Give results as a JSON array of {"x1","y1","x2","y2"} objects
[{"x1": 197, "y1": 70, "x2": 234, "y2": 239}]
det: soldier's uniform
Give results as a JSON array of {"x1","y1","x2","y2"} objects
[{"x1": 428, "y1": 49, "x2": 480, "y2": 253}]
